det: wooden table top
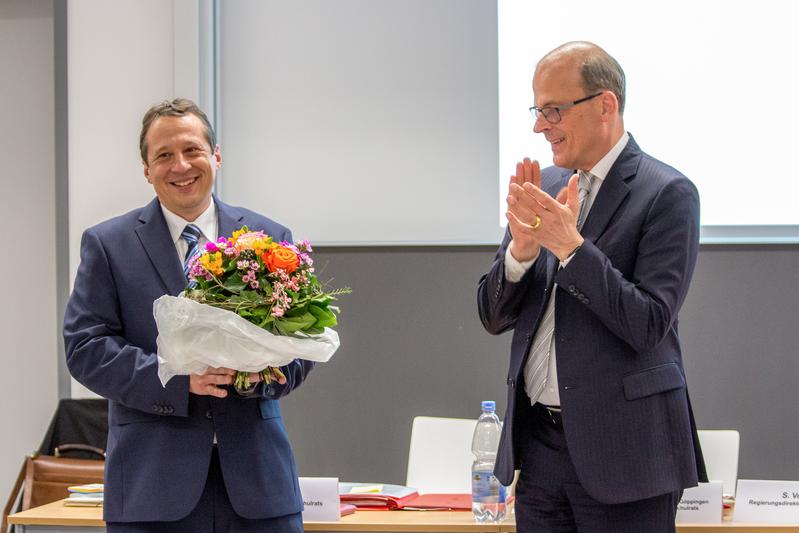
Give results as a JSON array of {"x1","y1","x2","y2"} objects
[{"x1": 10, "y1": 500, "x2": 799, "y2": 532}]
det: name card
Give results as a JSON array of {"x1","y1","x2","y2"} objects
[
  {"x1": 676, "y1": 482, "x2": 722, "y2": 523},
  {"x1": 734, "y1": 479, "x2": 799, "y2": 523},
  {"x1": 299, "y1": 477, "x2": 340, "y2": 522}
]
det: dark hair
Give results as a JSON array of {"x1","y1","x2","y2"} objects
[{"x1": 139, "y1": 98, "x2": 216, "y2": 162}]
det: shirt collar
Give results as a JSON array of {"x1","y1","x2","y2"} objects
[
  {"x1": 160, "y1": 197, "x2": 218, "y2": 245},
  {"x1": 585, "y1": 131, "x2": 630, "y2": 182}
]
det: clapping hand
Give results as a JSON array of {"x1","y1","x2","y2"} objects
[{"x1": 506, "y1": 157, "x2": 584, "y2": 261}]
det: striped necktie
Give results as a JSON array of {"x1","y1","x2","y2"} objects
[
  {"x1": 576, "y1": 171, "x2": 593, "y2": 230},
  {"x1": 523, "y1": 170, "x2": 594, "y2": 404},
  {"x1": 180, "y1": 224, "x2": 202, "y2": 284}
]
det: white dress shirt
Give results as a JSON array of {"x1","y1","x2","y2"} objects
[{"x1": 160, "y1": 198, "x2": 218, "y2": 260}]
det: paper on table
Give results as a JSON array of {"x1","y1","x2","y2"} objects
[
  {"x1": 68, "y1": 483, "x2": 103, "y2": 494},
  {"x1": 64, "y1": 491, "x2": 103, "y2": 507},
  {"x1": 339, "y1": 483, "x2": 419, "y2": 510},
  {"x1": 349, "y1": 485, "x2": 383, "y2": 494}
]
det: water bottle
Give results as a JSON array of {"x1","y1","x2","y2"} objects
[{"x1": 471, "y1": 400, "x2": 506, "y2": 522}]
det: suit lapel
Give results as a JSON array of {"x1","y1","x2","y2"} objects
[
  {"x1": 135, "y1": 198, "x2": 185, "y2": 295},
  {"x1": 215, "y1": 196, "x2": 245, "y2": 238},
  {"x1": 580, "y1": 137, "x2": 640, "y2": 243},
  {"x1": 134, "y1": 197, "x2": 246, "y2": 295}
]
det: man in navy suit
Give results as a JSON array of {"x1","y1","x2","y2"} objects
[
  {"x1": 478, "y1": 42, "x2": 706, "y2": 532},
  {"x1": 64, "y1": 98, "x2": 312, "y2": 532}
]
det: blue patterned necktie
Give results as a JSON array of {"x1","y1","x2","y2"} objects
[{"x1": 180, "y1": 224, "x2": 202, "y2": 285}]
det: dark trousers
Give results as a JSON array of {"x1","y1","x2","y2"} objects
[
  {"x1": 514, "y1": 402, "x2": 681, "y2": 533},
  {"x1": 107, "y1": 447, "x2": 303, "y2": 533}
]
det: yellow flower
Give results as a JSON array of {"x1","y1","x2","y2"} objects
[
  {"x1": 233, "y1": 232, "x2": 273, "y2": 255},
  {"x1": 200, "y1": 252, "x2": 224, "y2": 276}
]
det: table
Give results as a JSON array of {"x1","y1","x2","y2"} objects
[{"x1": 10, "y1": 501, "x2": 799, "y2": 533}]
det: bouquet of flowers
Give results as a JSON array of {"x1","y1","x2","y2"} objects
[{"x1": 154, "y1": 227, "x2": 349, "y2": 391}]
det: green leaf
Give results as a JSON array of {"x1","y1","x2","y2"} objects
[
  {"x1": 260, "y1": 283, "x2": 273, "y2": 297},
  {"x1": 310, "y1": 294, "x2": 334, "y2": 306},
  {"x1": 274, "y1": 312, "x2": 317, "y2": 334},
  {"x1": 239, "y1": 290, "x2": 261, "y2": 302},
  {"x1": 308, "y1": 304, "x2": 338, "y2": 328},
  {"x1": 224, "y1": 272, "x2": 247, "y2": 292},
  {"x1": 258, "y1": 315, "x2": 275, "y2": 328},
  {"x1": 284, "y1": 303, "x2": 309, "y2": 318},
  {"x1": 250, "y1": 306, "x2": 269, "y2": 317}
]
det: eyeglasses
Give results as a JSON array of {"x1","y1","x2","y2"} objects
[{"x1": 529, "y1": 92, "x2": 603, "y2": 124}]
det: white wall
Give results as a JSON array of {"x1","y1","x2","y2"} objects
[
  {"x1": 218, "y1": 0, "x2": 499, "y2": 245},
  {"x1": 0, "y1": 0, "x2": 59, "y2": 501},
  {"x1": 67, "y1": 0, "x2": 201, "y2": 397}
]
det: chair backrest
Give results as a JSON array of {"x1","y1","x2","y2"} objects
[
  {"x1": 406, "y1": 416, "x2": 477, "y2": 493},
  {"x1": 697, "y1": 429, "x2": 740, "y2": 496}
]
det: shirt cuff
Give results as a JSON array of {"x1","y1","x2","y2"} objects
[
  {"x1": 504, "y1": 244, "x2": 538, "y2": 283},
  {"x1": 559, "y1": 243, "x2": 582, "y2": 268}
]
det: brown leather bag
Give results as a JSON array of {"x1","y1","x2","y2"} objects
[{"x1": 2, "y1": 444, "x2": 104, "y2": 531}]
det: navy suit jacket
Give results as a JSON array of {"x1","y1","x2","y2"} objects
[
  {"x1": 478, "y1": 136, "x2": 706, "y2": 504},
  {"x1": 64, "y1": 196, "x2": 314, "y2": 522}
]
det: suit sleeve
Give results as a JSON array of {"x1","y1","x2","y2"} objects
[
  {"x1": 477, "y1": 228, "x2": 544, "y2": 335},
  {"x1": 555, "y1": 176, "x2": 700, "y2": 353},
  {"x1": 63, "y1": 228, "x2": 190, "y2": 416}
]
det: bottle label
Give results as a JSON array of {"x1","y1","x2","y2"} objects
[{"x1": 471, "y1": 469, "x2": 507, "y2": 504}]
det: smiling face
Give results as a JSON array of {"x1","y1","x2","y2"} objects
[
  {"x1": 143, "y1": 114, "x2": 220, "y2": 221},
  {"x1": 532, "y1": 55, "x2": 617, "y2": 171}
]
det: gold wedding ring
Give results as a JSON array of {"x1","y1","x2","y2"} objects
[{"x1": 529, "y1": 215, "x2": 541, "y2": 230}]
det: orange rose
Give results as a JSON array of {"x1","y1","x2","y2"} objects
[{"x1": 262, "y1": 246, "x2": 300, "y2": 273}]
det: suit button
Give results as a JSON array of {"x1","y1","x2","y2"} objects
[
  {"x1": 151, "y1": 405, "x2": 160, "y2": 413},
  {"x1": 164, "y1": 406, "x2": 174, "y2": 414},
  {"x1": 206, "y1": 410, "x2": 213, "y2": 420},
  {"x1": 583, "y1": 297, "x2": 590, "y2": 305}
]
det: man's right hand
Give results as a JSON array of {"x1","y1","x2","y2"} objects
[
  {"x1": 189, "y1": 367, "x2": 236, "y2": 398},
  {"x1": 506, "y1": 158, "x2": 543, "y2": 262}
]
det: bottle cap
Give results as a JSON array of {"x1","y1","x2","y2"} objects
[{"x1": 481, "y1": 400, "x2": 496, "y2": 412}]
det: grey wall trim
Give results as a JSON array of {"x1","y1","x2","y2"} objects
[{"x1": 54, "y1": 0, "x2": 70, "y2": 399}]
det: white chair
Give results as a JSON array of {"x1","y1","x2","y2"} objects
[
  {"x1": 405, "y1": 416, "x2": 477, "y2": 493},
  {"x1": 697, "y1": 429, "x2": 740, "y2": 496}
]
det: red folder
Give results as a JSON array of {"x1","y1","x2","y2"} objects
[
  {"x1": 400, "y1": 493, "x2": 472, "y2": 510},
  {"x1": 339, "y1": 483, "x2": 419, "y2": 510}
]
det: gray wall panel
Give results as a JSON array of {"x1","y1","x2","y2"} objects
[{"x1": 280, "y1": 245, "x2": 799, "y2": 485}]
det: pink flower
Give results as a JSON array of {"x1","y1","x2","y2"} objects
[
  {"x1": 299, "y1": 253, "x2": 313, "y2": 266},
  {"x1": 296, "y1": 239, "x2": 313, "y2": 253},
  {"x1": 204, "y1": 241, "x2": 219, "y2": 253}
]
